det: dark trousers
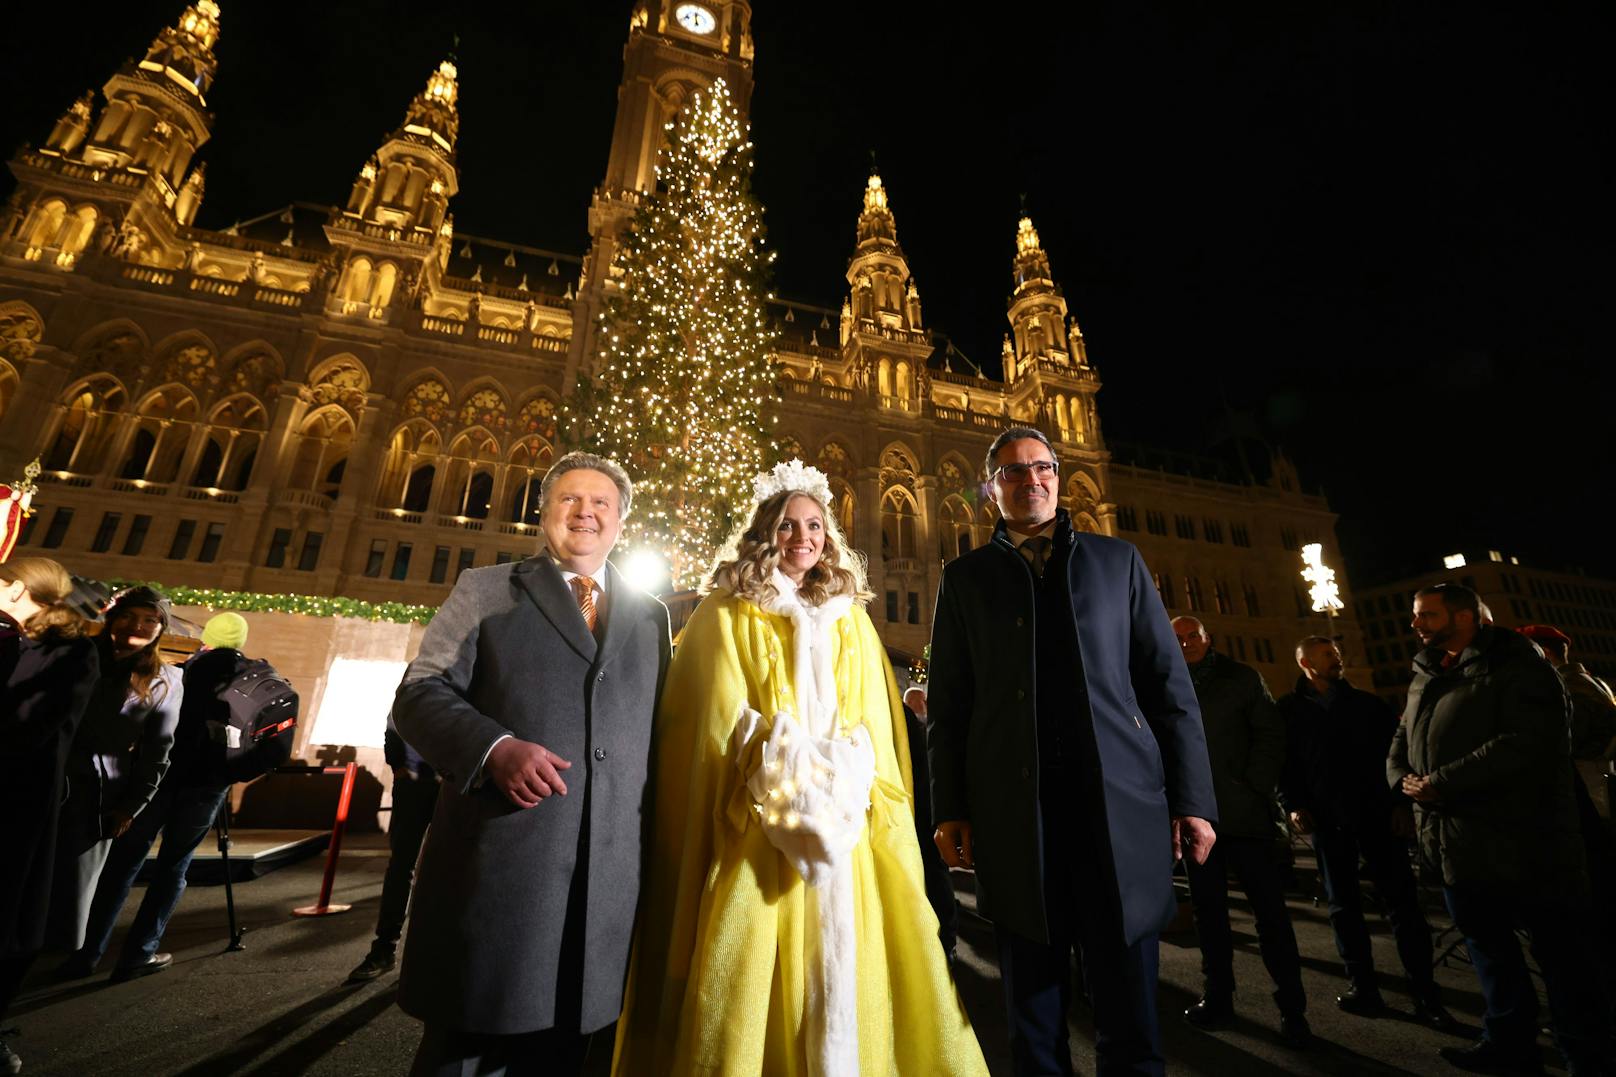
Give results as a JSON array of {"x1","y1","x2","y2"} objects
[
  {"x1": 410, "y1": 1024, "x2": 592, "y2": 1077},
  {"x1": 371, "y1": 769, "x2": 439, "y2": 952},
  {"x1": 1183, "y1": 833, "x2": 1306, "y2": 1015},
  {"x1": 1444, "y1": 884, "x2": 1611, "y2": 1067},
  {"x1": 1311, "y1": 823, "x2": 1434, "y2": 994},
  {"x1": 78, "y1": 782, "x2": 230, "y2": 970},
  {"x1": 906, "y1": 707, "x2": 958, "y2": 958},
  {"x1": 995, "y1": 782, "x2": 1164, "y2": 1077},
  {"x1": 0, "y1": 953, "x2": 36, "y2": 1025}
]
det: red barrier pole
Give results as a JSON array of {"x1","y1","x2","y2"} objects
[{"x1": 293, "y1": 762, "x2": 357, "y2": 917}]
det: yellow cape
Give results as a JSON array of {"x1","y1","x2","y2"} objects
[{"x1": 613, "y1": 590, "x2": 987, "y2": 1076}]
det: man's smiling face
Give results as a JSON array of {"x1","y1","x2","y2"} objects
[{"x1": 541, "y1": 467, "x2": 622, "y2": 575}]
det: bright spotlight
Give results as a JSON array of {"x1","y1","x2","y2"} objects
[{"x1": 623, "y1": 548, "x2": 669, "y2": 593}]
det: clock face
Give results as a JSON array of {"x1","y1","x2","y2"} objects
[{"x1": 675, "y1": 3, "x2": 716, "y2": 35}]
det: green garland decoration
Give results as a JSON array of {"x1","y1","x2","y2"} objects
[{"x1": 105, "y1": 579, "x2": 437, "y2": 625}]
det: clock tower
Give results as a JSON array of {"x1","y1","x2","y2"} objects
[{"x1": 566, "y1": 1, "x2": 755, "y2": 387}]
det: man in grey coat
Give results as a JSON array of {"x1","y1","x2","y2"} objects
[{"x1": 393, "y1": 452, "x2": 671, "y2": 1077}]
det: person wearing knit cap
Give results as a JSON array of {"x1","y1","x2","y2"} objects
[
  {"x1": 49, "y1": 586, "x2": 183, "y2": 968},
  {"x1": 69, "y1": 611, "x2": 266, "y2": 980},
  {"x1": 201, "y1": 611, "x2": 249, "y2": 652}
]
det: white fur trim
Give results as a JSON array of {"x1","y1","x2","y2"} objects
[{"x1": 728, "y1": 576, "x2": 869, "y2": 1076}]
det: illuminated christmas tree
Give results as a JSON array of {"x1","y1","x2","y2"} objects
[{"x1": 567, "y1": 77, "x2": 778, "y2": 589}]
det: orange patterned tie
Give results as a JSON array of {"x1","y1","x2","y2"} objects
[{"x1": 572, "y1": 575, "x2": 598, "y2": 633}]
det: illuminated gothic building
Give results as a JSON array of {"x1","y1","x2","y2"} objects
[{"x1": 0, "y1": 0, "x2": 1363, "y2": 688}]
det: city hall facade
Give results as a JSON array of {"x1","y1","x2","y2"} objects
[{"x1": 0, "y1": 1, "x2": 1362, "y2": 688}]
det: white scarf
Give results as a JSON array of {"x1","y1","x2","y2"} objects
[{"x1": 731, "y1": 571, "x2": 872, "y2": 1077}]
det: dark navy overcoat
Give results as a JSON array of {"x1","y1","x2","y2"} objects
[{"x1": 927, "y1": 512, "x2": 1217, "y2": 946}]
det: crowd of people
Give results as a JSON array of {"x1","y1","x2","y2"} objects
[
  {"x1": 0, "y1": 564, "x2": 287, "y2": 1075},
  {"x1": 3, "y1": 424, "x2": 1614, "y2": 1076}
]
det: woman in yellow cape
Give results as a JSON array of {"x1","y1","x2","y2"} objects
[{"x1": 614, "y1": 461, "x2": 987, "y2": 1076}]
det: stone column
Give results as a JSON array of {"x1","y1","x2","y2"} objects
[
  {"x1": 166, "y1": 418, "x2": 212, "y2": 492},
  {"x1": 221, "y1": 384, "x2": 310, "y2": 570},
  {"x1": 855, "y1": 464, "x2": 883, "y2": 619},
  {"x1": 914, "y1": 473, "x2": 941, "y2": 628},
  {"x1": 322, "y1": 395, "x2": 396, "y2": 591},
  {"x1": 0, "y1": 349, "x2": 70, "y2": 474}
]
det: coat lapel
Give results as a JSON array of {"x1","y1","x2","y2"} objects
[
  {"x1": 515, "y1": 555, "x2": 598, "y2": 662},
  {"x1": 594, "y1": 560, "x2": 636, "y2": 671}
]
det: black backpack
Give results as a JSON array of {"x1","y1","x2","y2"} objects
[{"x1": 208, "y1": 657, "x2": 299, "y2": 782}]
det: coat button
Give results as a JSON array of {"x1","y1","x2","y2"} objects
[
  {"x1": 1016, "y1": 617, "x2": 1024, "y2": 627},
  {"x1": 597, "y1": 671, "x2": 606, "y2": 682},
  {"x1": 1020, "y1": 766, "x2": 1030, "y2": 780},
  {"x1": 1016, "y1": 688, "x2": 1026, "y2": 700},
  {"x1": 594, "y1": 747, "x2": 606, "y2": 761}
]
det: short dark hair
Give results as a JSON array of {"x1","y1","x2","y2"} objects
[
  {"x1": 984, "y1": 426, "x2": 1055, "y2": 480},
  {"x1": 1294, "y1": 635, "x2": 1335, "y2": 661},
  {"x1": 1416, "y1": 582, "x2": 1482, "y2": 619}
]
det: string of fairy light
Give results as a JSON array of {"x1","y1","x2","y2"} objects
[
  {"x1": 564, "y1": 77, "x2": 779, "y2": 590},
  {"x1": 105, "y1": 579, "x2": 437, "y2": 624}
]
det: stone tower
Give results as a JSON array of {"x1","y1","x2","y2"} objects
[
  {"x1": 567, "y1": 0, "x2": 756, "y2": 386},
  {"x1": 323, "y1": 59, "x2": 462, "y2": 320}
]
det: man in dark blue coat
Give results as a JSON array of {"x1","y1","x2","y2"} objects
[{"x1": 928, "y1": 426, "x2": 1218, "y2": 1077}]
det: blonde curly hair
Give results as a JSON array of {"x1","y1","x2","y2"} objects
[{"x1": 706, "y1": 489, "x2": 871, "y2": 608}]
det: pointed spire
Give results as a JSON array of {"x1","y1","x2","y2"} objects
[
  {"x1": 1012, "y1": 214, "x2": 1054, "y2": 294},
  {"x1": 174, "y1": 161, "x2": 207, "y2": 225},
  {"x1": 856, "y1": 171, "x2": 899, "y2": 248},
  {"x1": 393, "y1": 58, "x2": 461, "y2": 160},
  {"x1": 140, "y1": 1, "x2": 223, "y2": 100}
]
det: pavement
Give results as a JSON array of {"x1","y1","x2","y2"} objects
[{"x1": 5, "y1": 835, "x2": 1574, "y2": 1076}]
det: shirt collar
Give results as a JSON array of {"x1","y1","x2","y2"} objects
[
  {"x1": 1007, "y1": 519, "x2": 1056, "y2": 547},
  {"x1": 554, "y1": 559, "x2": 608, "y2": 596}
]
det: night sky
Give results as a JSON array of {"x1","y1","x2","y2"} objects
[{"x1": 4, "y1": 3, "x2": 1605, "y2": 584}]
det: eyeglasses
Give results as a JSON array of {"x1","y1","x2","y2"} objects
[{"x1": 993, "y1": 460, "x2": 1059, "y2": 482}]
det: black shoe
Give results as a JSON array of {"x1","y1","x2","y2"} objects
[
  {"x1": 1336, "y1": 982, "x2": 1386, "y2": 1017},
  {"x1": 110, "y1": 953, "x2": 172, "y2": 982},
  {"x1": 1, "y1": 1031, "x2": 20, "y2": 1076},
  {"x1": 1438, "y1": 1039, "x2": 1543, "y2": 1074},
  {"x1": 346, "y1": 948, "x2": 396, "y2": 984},
  {"x1": 1184, "y1": 996, "x2": 1235, "y2": 1030},
  {"x1": 1279, "y1": 1013, "x2": 1313, "y2": 1048},
  {"x1": 50, "y1": 957, "x2": 96, "y2": 981},
  {"x1": 1414, "y1": 992, "x2": 1460, "y2": 1033}
]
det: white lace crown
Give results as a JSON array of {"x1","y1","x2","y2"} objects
[{"x1": 753, "y1": 459, "x2": 833, "y2": 507}]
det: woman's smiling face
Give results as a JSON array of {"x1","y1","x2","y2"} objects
[{"x1": 776, "y1": 495, "x2": 825, "y2": 584}]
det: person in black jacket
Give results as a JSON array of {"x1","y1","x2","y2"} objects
[
  {"x1": 1390, "y1": 584, "x2": 1609, "y2": 1074},
  {"x1": 1278, "y1": 636, "x2": 1452, "y2": 1029},
  {"x1": 68, "y1": 612, "x2": 267, "y2": 981},
  {"x1": 1172, "y1": 617, "x2": 1309, "y2": 1046},
  {"x1": 347, "y1": 712, "x2": 440, "y2": 983},
  {"x1": 0, "y1": 558, "x2": 98, "y2": 1074},
  {"x1": 928, "y1": 427, "x2": 1217, "y2": 1076},
  {"x1": 902, "y1": 682, "x2": 958, "y2": 964}
]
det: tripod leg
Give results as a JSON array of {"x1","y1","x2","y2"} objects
[{"x1": 215, "y1": 792, "x2": 246, "y2": 952}]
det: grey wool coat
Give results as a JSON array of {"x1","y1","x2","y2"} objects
[{"x1": 393, "y1": 555, "x2": 670, "y2": 1036}]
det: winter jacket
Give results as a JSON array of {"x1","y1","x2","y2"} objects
[
  {"x1": 0, "y1": 628, "x2": 99, "y2": 956},
  {"x1": 1279, "y1": 676, "x2": 1404, "y2": 832},
  {"x1": 1187, "y1": 650, "x2": 1286, "y2": 840},
  {"x1": 1388, "y1": 625, "x2": 1585, "y2": 894}
]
